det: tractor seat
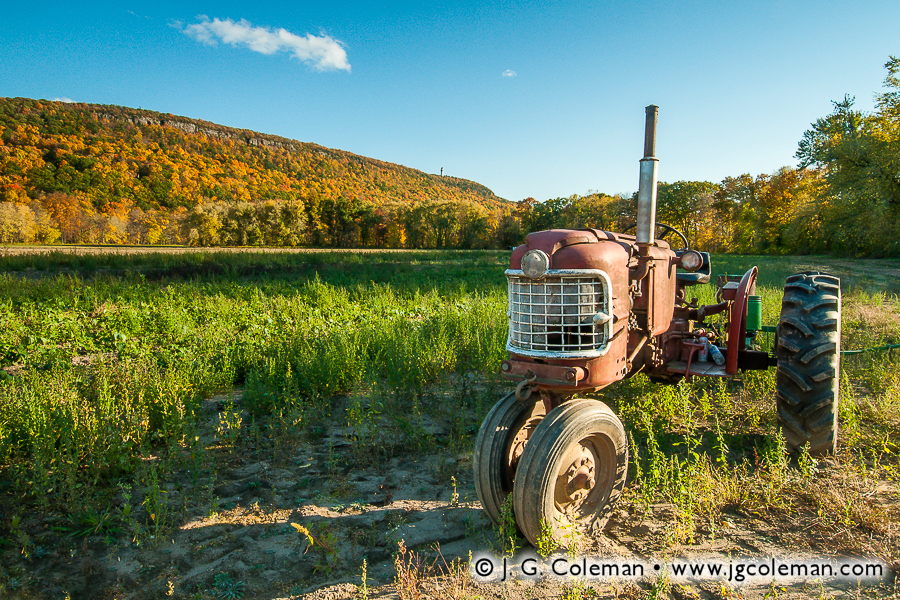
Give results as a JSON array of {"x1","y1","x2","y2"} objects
[{"x1": 675, "y1": 250, "x2": 711, "y2": 285}]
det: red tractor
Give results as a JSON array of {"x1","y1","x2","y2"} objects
[{"x1": 474, "y1": 106, "x2": 842, "y2": 547}]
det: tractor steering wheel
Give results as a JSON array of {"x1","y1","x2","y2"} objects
[{"x1": 621, "y1": 222, "x2": 689, "y2": 251}]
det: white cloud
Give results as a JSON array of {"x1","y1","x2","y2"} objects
[
  {"x1": 501, "y1": 70, "x2": 517, "y2": 78},
  {"x1": 182, "y1": 16, "x2": 350, "y2": 72},
  {"x1": 52, "y1": 97, "x2": 76, "y2": 103}
]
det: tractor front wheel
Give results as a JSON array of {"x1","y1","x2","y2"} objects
[
  {"x1": 473, "y1": 392, "x2": 545, "y2": 526},
  {"x1": 776, "y1": 272, "x2": 841, "y2": 455},
  {"x1": 512, "y1": 399, "x2": 628, "y2": 548}
]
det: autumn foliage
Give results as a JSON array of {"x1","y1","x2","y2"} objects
[
  {"x1": 0, "y1": 98, "x2": 512, "y2": 248},
  {"x1": 2, "y1": 55, "x2": 900, "y2": 256}
]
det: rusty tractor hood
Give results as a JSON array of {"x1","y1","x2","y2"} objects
[{"x1": 509, "y1": 228, "x2": 668, "y2": 271}]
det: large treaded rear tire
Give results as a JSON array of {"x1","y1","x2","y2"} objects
[{"x1": 776, "y1": 271, "x2": 841, "y2": 455}]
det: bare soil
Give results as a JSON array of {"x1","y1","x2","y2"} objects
[{"x1": 3, "y1": 390, "x2": 898, "y2": 600}]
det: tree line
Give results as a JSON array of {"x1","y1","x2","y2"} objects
[
  {"x1": 0, "y1": 192, "x2": 517, "y2": 249},
  {"x1": 1, "y1": 56, "x2": 898, "y2": 255}
]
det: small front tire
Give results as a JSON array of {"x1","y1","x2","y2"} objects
[
  {"x1": 474, "y1": 392, "x2": 545, "y2": 526},
  {"x1": 512, "y1": 399, "x2": 628, "y2": 548}
]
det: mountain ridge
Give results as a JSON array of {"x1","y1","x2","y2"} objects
[
  {"x1": 0, "y1": 97, "x2": 505, "y2": 211},
  {"x1": 0, "y1": 97, "x2": 515, "y2": 247}
]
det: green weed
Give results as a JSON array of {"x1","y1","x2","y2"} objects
[
  {"x1": 212, "y1": 572, "x2": 244, "y2": 600},
  {"x1": 394, "y1": 539, "x2": 425, "y2": 600},
  {"x1": 0, "y1": 252, "x2": 509, "y2": 522},
  {"x1": 494, "y1": 494, "x2": 519, "y2": 557},
  {"x1": 1, "y1": 249, "x2": 899, "y2": 589},
  {"x1": 535, "y1": 518, "x2": 555, "y2": 558},
  {"x1": 356, "y1": 558, "x2": 369, "y2": 600},
  {"x1": 215, "y1": 399, "x2": 243, "y2": 448}
]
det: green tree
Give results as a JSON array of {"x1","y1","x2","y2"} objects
[
  {"x1": 524, "y1": 197, "x2": 568, "y2": 233},
  {"x1": 794, "y1": 57, "x2": 900, "y2": 255},
  {"x1": 456, "y1": 201, "x2": 490, "y2": 248},
  {"x1": 653, "y1": 181, "x2": 719, "y2": 247}
]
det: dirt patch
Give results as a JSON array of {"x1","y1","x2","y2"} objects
[{"x1": 1, "y1": 389, "x2": 897, "y2": 600}]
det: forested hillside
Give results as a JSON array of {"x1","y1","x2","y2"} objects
[
  {"x1": 0, "y1": 98, "x2": 508, "y2": 248},
  {"x1": 1, "y1": 55, "x2": 898, "y2": 254}
]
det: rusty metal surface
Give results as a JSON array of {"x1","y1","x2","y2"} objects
[
  {"x1": 643, "y1": 105, "x2": 659, "y2": 158},
  {"x1": 505, "y1": 226, "x2": 685, "y2": 391},
  {"x1": 510, "y1": 229, "x2": 636, "y2": 271},
  {"x1": 502, "y1": 353, "x2": 627, "y2": 393},
  {"x1": 631, "y1": 244, "x2": 677, "y2": 337},
  {"x1": 502, "y1": 360, "x2": 586, "y2": 386},
  {"x1": 726, "y1": 267, "x2": 758, "y2": 376},
  {"x1": 503, "y1": 400, "x2": 545, "y2": 490},
  {"x1": 507, "y1": 228, "x2": 634, "y2": 392}
]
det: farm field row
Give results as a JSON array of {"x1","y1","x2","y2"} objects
[
  {"x1": 0, "y1": 248, "x2": 898, "y2": 599},
  {"x1": 2, "y1": 244, "x2": 900, "y2": 294}
]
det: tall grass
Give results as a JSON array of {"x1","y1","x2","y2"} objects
[
  {"x1": 0, "y1": 255, "x2": 509, "y2": 512},
  {"x1": 0, "y1": 249, "x2": 898, "y2": 557}
]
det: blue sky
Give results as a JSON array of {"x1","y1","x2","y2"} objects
[{"x1": 2, "y1": 1, "x2": 897, "y2": 202}]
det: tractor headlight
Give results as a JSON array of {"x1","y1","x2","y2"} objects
[
  {"x1": 521, "y1": 249, "x2": 550, "y2": 279},
  {"x1": 679, "y1": 250, "x2": 703, "y2": 272}
]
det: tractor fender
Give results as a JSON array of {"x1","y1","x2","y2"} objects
[{"x1": 725, "y1": 267, "x2": 758, "y2": 375}]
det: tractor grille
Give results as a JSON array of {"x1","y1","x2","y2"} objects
[{"x1": 506, "y1": 269, "x2": 613, "y2": 358}]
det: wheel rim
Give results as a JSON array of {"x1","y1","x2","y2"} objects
[
  {"x1": 504, "y1": 402, "x2": 545, "y2": 489},
  {"x1": 553, "y1": 433, "x2": 616, "y2": 523},
  {"x1": 474, "y1": 392, "x2": 546, "y2": 526}
]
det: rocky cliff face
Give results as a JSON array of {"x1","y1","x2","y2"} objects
[{"x1": 97, "y1": 110, "x2": 296, "y2": 150}]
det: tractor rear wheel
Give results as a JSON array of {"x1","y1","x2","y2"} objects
[
  {"x1": 473, "y1": 392, "x2": 545, "y2": 526},
  {"x1": 512, "y1": 399, "x2": 628, "y2": 548},
  {"x1": 776, "y1": 272, "x2": 841, "y2": 455}
]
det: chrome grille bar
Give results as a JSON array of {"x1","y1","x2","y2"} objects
[{"x1": 505, "y1": 269, "x2": 612, "y2": 358}]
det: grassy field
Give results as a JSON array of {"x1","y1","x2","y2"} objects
[
  {"x1": 0, "y1": 247, "x2": 898, "y2": 599},
  {"x1": 0, "y1": 249, "x2": 509, "y2": 500}
]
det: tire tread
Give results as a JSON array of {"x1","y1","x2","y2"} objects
[{"x1": 775, "y1": 271, "x2": 841, "y2": 456}]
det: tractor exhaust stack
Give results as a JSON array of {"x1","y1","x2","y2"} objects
[{"x1": 636, "y1": 105, "x2": 659, "y2": 246}]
